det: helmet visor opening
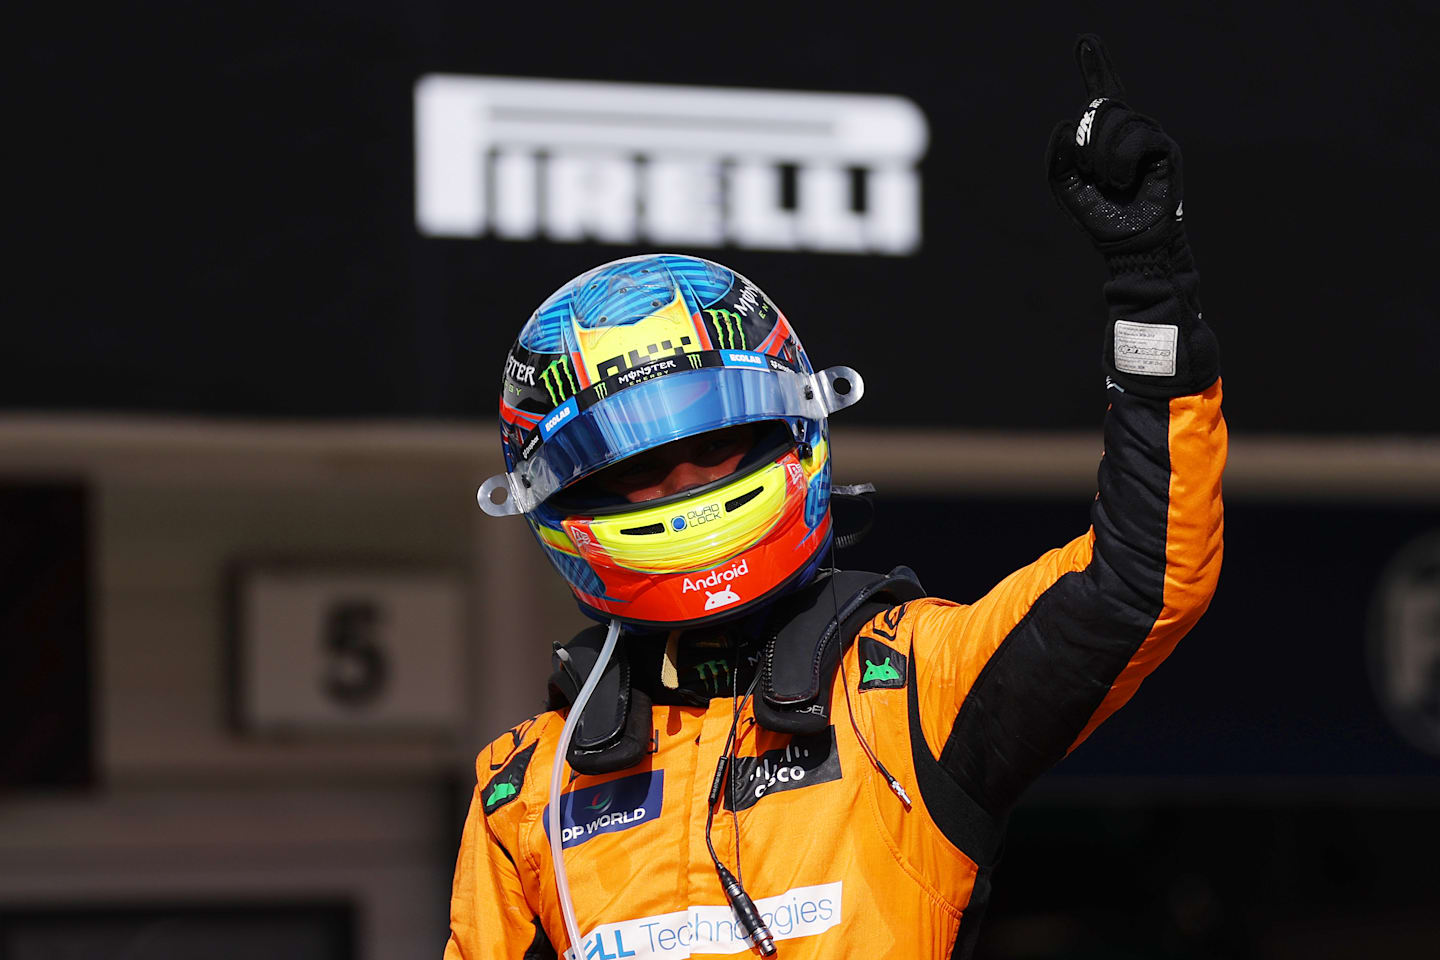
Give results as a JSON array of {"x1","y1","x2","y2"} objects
[{"x1": 550, "y1": 420, "x2": 796, "y2": 516}]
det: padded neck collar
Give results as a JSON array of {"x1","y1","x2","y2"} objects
[{"x1": 548, "y1": 566, "x2": 924, "y2": 774}]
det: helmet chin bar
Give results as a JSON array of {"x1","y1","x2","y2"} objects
[{"x1": 477, "y1": 364, "x2": 864, "y2": 519}]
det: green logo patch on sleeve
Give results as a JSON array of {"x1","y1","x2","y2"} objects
[
  {"x1": 482, "y1": 740, "x2": 537, "y2": 815},
  {"x1": 858, "y1": 636, "x2": 908, "y2": 691}
]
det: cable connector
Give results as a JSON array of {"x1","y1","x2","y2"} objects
[
  {"x1": 716, "y1": 864, "x2": 776, "y2": 956},
  {"x1": 875, "y1": 759, "x2": 912, "y2": 809}
]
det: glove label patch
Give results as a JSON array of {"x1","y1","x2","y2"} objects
[{"x1": 1114, "y1": 320, "x2": 1178, "y2": 377}]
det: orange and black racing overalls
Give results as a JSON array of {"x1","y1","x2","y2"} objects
[{"x1": 446, "y1": 380, "x2": 1225, "y2": 959}]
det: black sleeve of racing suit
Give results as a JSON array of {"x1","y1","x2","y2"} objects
[{"x1": 907, "y1": 198, "x2": 1223, "y2": 820}]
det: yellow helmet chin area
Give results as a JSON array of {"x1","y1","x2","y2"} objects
[{"x1": 566, "y1": 457, "x2": 793, "y2": 575}]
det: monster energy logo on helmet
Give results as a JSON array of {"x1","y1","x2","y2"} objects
[
  {"x1": 705, "y1": 309, "x2": 747, "y2": 350},
  {"x1": 539, "y1": 357, "x2": 579, "y2": 405}
]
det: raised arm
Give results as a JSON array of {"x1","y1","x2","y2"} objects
[{"x1": 906, "y1": 35, "x2": 1225, "y2": 816}]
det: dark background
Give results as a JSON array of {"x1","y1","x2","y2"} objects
[
  {"x1": 847, "y1": 497, "x2": 1440, "y2": 781},
  {"x1": 13, "y1": 1, "x2": 1438, "y2": 432},
  {"x1": 9, "y1": 1, "x2": 1440, "y2": 956},
  {"x1": 0, "y1": 486, "x2": 90, "y2": 790}
]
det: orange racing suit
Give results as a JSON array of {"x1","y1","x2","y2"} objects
[{"x1": 445, "y1": 379, "x2": 1226, "y2": 959}]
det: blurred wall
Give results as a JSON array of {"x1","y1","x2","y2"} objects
[{"x1": 0, "y1": 420, "x2": 584, "y2": 959}]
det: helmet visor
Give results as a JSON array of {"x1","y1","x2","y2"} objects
[{"x1": 508, "y1": 364, "x2": 828, "y2": 513}]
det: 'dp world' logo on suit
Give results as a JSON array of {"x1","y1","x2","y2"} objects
[
  {"x1": 416, "y1": 75, "x2": 928, "y2": 254},
  {"x1": 544, "y1": 770, "x2": 664, "y2": 849}
]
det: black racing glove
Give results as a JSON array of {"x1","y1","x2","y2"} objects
[{"x1": 1046, "y1": 34, "x2": 1219, "y2": 399}]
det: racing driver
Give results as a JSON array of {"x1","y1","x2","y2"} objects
[{"x1": 448, "y1": 35, "x2": 1225, "y2": 960}]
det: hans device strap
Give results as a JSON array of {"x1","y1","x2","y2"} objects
[
  {"x1": 754, "y1": 567, "x2": 925, "y2": 734},
  {"x1": 547, "y1": 567, "x2": 925, "y2": 774},
  {"x1": 547, "y1": 628, "x2": 655, "y2": 774}
]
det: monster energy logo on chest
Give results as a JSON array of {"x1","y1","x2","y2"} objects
[
  {"x1": 690, "y1": 658, "x2": 732, "y2": 695},
  {"x1": 705, "y1": 309, "x2": 747, "y2": 350},
  {"x1": 539, "y1": 357, "x2": 579, "y2": 405}
]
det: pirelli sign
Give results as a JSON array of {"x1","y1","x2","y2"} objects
[{"x1": 415, "y1": 75, "x2": 929, "y2": 254}]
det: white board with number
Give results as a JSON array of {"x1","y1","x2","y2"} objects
[{"x1": 236, "y1": 567, "x2": 466, "y2": 734}]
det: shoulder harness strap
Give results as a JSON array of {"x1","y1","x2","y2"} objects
[
  {"x1": 546, "y1": 626, "x2": 654, "y2": 775},
  {"x1": 755, "y1": 566, "x2": 925, "y2": 734}
]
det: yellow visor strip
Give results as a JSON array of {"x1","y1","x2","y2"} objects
[{"x1": 568, "y1": 457, "x2": 792, "y2": 575}]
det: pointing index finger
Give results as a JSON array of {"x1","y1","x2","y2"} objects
[{"x1": 1075, "y1": 33, "x2": 1127, "y2": 100}]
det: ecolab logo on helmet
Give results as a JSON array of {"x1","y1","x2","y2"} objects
[
  {"x1": 416, "y1": 76, "x2": 928, "y2": 255},
  {"x1": 682, "y1": 559, "x2": 748, "y2": 611},
  {"x1": 539, "y1": 397, "x2": 578, "y2": 440},
  {"x1": 722, "y1": 351, "x2": 766, "y2": 368}
]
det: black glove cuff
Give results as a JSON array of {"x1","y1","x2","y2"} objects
[{"x1": 1100, "y1": 229, "x2": 1220, "y2": 399}]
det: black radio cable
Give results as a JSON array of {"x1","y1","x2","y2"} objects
[
  {"x1": 729, "y1": 644, "x2": 746, "y2": 888},
  {"x1": 826, "y1": 476, "x2": 913, "y2": 810},
  {"x1": 703, "y1": 669, "x2": 776, "y2": 956}
]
